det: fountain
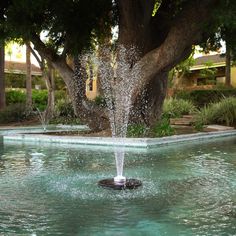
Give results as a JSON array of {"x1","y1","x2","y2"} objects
[
  {"x1": 35, "y1": 108, "x2": 49, "y2": 132},
  {"x1": 93, "y1": 45, "x2": 143, "y2": 189}
]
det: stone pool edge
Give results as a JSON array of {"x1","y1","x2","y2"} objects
[{"x1": 2, "y1": 129, "x2": 236, "y2": 148}]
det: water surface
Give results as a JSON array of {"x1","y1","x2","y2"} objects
[{"x1": 0, "y1": 137, "x2": 236, "y2": 235}]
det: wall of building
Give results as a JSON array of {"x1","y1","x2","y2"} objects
[
  {"x1": 86, "y1": 79, "x2": 98, "y2": 100},
  {"x1": 231, "y1": 67, "x2": 236, "y2": 87}
]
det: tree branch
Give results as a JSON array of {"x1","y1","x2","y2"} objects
[
  {"x1": 31, "y1": 33, "x2": 74, "y2": 83},
  {"x1": 28, "y1": 43, "x2": 43, "y2": 69},
  {"x1": 136, "y1": 0, "x2": 218, "y2": 87}
]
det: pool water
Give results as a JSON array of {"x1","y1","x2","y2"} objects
[{"x1": 0, "y1": 137, "x2": 236, "y2": 235}]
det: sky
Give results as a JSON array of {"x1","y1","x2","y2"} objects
[{"x1": 5, "y1": 42, "x2": 40, "y2": 67}]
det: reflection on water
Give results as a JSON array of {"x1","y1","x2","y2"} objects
[{"x1": 0, "y1": 137, "x2": 235, "y2": 235}]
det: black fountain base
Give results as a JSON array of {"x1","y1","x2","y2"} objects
[{"x1": 98, "y1": 178, "x2": 142, "y2": 190}]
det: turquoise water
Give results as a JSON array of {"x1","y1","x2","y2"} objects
[{"x1": 0, "y1": 137, "x2": 236, "y2": 235}]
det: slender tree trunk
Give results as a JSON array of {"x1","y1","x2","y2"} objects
[
  {"x1": 26, "y1": 42, "x2": 32, "y2": 109},
  {"x1": 225, "y1": 42, "x2": 231, "y2": 87},
  {"x1": 0, "y1": 42, "x2": 5, "y2": 110},
  {"x1": 44, "y1": 62, "x2": 55, "y2": 120}
]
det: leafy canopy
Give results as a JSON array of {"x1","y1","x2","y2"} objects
[{"x1": 0, "y1": 0, "x2": 113, "y2": 54}]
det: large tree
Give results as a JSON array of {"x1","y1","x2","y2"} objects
[
  {"x1": 0, "y1": 41, "x2": 5, "y2": 110},
  {"x1": 1, "y1": 0, "x2": 235, "y2": 129}
]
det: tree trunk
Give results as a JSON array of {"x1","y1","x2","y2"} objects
[
  {"x1": 225, "y1": 42, "x2": 231, "y2": 87},
  {"x1": 31, "y1": 0, "x2": 216, "y2": 130},
  {"x1": 0, "y1": 42, "x2": 5, "y2": 110},
  {"x1": 44, "y1": 62, "x2": 55, "y2": 120},
  {"x1": 71, "y1": 56, "x2": 109, "y2": 130},
  {"x1": 130, "y1": 71, "x2": 168, "y2": 126},
  {"x1": 26, "y1": 42, "x2": 32, "y2": 109},
  {"x1": 117, "y1": 0, "x2": 216, "y2": 127}
]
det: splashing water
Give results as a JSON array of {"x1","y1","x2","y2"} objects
[
  {"x1": 35, "y1": 108, "x2": 49, "y2": 132},
  {"x1": 94, "y1": 45, "x2": 142, "y2": 182}
]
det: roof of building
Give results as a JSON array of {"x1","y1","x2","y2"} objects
[
  {"x1": 191, "y1": 54, "x2": 226, "y2": 71},
  {"x1": 5, "y1": 61, "x2": 42, "y2": 76}
]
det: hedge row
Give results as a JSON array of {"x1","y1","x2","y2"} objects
[
  {"x1": 6, "y1": 89, "x2": 66, "y2": 110},
  {"x1": 174, "y1": 89, "x2": 236, "y2": 107}
]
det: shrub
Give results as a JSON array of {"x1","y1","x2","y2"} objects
[
  {"x1": 0, "y1": 103, "x2": 33, "y2": 123},
  {"x1": 163, "y1": 98, "x2": 197, "y2": 118},
  {"x1": 175, "y1": 89, "x2": 236, "y2": 107},
  {"x1": 55, "y1": 90, "x2": 67, "y2": 101},
  {"x1": 195, "y1": 97, "x2": 236, "y2": 127},
  {"x1": 32, "y1": 90, "x2": 48, "y2": 111},
  {"x1": 6, "y1": 89, "x2": 68, "y2": 111},
  {"x1": 151, "y1": 117, "x2": 175, "y2": 137},
  {"x1": 51, "y1": 98, "x2": 80, "y2": 125},
  {"x1": 49, "y1": 117, "x2": 81, "y2": 125},
  {"x1": 6, "y1": 90, "x2": 26, "y2": 105},
  {"x1": 54, "y1": 99, "x2": 75, "y2": 117},
  {"x1": 94, "y1": 95, "x2": 106, "y2": 107},
  {"x1": 127, "y1": 124, "x2": 148, "y2": 137}
]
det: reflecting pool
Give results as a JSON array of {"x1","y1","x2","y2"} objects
[{"x1": 0, "y1": 136, "x2": 236, "y2": 235}]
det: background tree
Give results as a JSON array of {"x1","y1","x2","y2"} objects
[
  {"x1": 26, "y1": 41, "x2": 32, "y2": 109},
  {"x1": 0, "y1": 41, "x2": 5, "y2": 110},
  {"x1": 199, "y1": 0, "x2": 236, "y2": 87},
  {"x1": 29, "y1": 45, "x2": 55, "y2": 120},
  {"x1": 1, "y1": 0, "x2": 236, "y2": 129},
  {"x1": 169, "y1": 53, "x2": 195, "y2": 90}
]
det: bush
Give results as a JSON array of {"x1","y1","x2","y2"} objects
[
  {"x1": 175, "y1": 89, "x2": 236, "y2": 107},
  {"x1": 151, "y1": 117, "x2": 175, "y2": 137},
  {"x1": 54, "y1": 99, "x2": 75, "y2": 117},
  {"x1": 94, "y1": 95, "x2": 106, "y2": 107},
  {"x1": 6, "y1": 89, "x2": 68, "y2": 111},
  {"x1": 0, "y1": 103, "x2": 33, "y2": 123},
  {"x1": 6, "y1": 90, "x2": 26, "y2": 105},
  {"x1": 127, "y1": 124, "x2": 148, "y2": 137},
  {"x1": 32, "y1": 90, "x2": 48, "y2": 110},
  {"x1": 163, "y1": 98, "x2": 197, "y2": 118},
  {"x1": 55, "y1": 90, "x2": 67, "y2": 101},
  {"x1": 49, "y1": 117, "x2": 81, "y2": 125},
  {"x1": 195, "y1": 97, "x2": 236, "y2": 127},
  {"x1": 51, "y1": 99, "x2": 80, "y2": 125}
]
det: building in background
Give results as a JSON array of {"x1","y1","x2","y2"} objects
[{"x1": 175, "y1": 54, "x2": 236, "y2": 90}]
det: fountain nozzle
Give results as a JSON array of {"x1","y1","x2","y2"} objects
[{"x1": 114, "y1": 175, "x2": 126, "y2": 184}]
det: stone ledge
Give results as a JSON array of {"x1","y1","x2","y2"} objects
[{"x1": 3, "y1": 129, "x2": 236, "y2": 148}]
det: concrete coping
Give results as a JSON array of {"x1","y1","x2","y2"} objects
[{"x1": 2, "y1": 129, "x2": 236, "y2": 148}]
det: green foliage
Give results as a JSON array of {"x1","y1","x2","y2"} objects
[
  {"x1": 54, "y1": 99, "x2": 75, "y2": 118},
  {"x1": 1, "y1": 0, "x2": 114, "y2": 54},
  {"x1": 200, "y1": 0, "x2": 236, "y2": 60},
  {"x1": 163, "y1": 98, "x2": 196, "y2": 118},
  {"x1": 174, "y1": 89, "x2": 236, "y2": 107},
  {"x1": 6, "y1": 89, "x2": 68, "y2": 111},
  {"x1": 198, "y1": 62, "x2": 217, "y2": 84},
  {"x1": 0, "y1": 103, "x2": 33, "y2": 123},
  {"x1": 151, "y1": 117, "x2": 175, "y2": 137},
  {"x1": 94, "y1": 95, "x2": 106, "y2": 107},
  {"x1": 55, "y1": 90, "x2": 67, "y2": 101},
  {"x1": 51, "y1": 98, "x2": 80, "y2": 125},
  {"x1": 49, "y1": 117, "x2": 81, "y2": 125},
  {"x1": 32, "y1": 90, "x2": 48, "y2": 110},
  {"x1": 5, "y1": 73, "x2": 26, "y2": 88},
  {"x1": 169, "y1": 52, "x2": 195, "y2": 88},
  {"x1": 127, "y1": 124, "x2": 148, "y2": 137},
  {"x1": 5, "y1": 73, "x2": 47, "y2": 89},
  {"x1": 6, "y1": 89, "x2": 26, "y2": 104},
  {"x1": 195, "y1": 97, "x2": 236, "y2": 127}
]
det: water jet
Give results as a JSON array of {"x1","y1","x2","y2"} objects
[{"x1": 93, "y1": 46, "x2": 143, "y2": 189}]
